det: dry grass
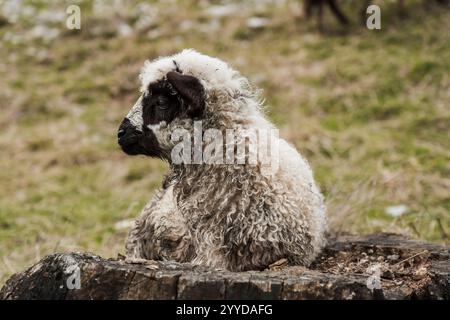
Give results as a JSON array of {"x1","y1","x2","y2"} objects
[{"x1": 0, "y1": 0, "x2": 448, "y2": 285}]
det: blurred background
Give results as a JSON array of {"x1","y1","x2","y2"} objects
[{"x1": 0, "y1": 0, "x2": 449, "y2": 284}]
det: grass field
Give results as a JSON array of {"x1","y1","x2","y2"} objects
[{"x1": 0, "y1": 0, "x2": 449, "y2": 285}]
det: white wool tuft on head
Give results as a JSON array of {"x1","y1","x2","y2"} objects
[{"x1": 139, "y1": 49, "x2": 243, "y2": 94}]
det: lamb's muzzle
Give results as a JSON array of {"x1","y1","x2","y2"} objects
[
  {"x1": 119, "y1": 49, "x2": 328, "y2": 271},
  {"x1": 118, "y1": 119, "x2": 139, "y2": 151}
]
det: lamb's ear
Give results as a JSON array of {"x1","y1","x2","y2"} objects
[{"x1": 166, "y1": 71, "x2": 205, "y2": 117}]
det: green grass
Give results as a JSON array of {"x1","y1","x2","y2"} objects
[{"x1": 0, "y1": 0, "x2": 449, "y2": 285}]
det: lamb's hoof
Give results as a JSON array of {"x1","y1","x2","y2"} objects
[
  {"x1": 124, "y1": 257, "x2": 159, "y2": 270},
  {"x1": 268, "y1": 258, "x2": 288, "y2": 271}
]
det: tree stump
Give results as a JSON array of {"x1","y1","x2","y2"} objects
[{"x1": 1, "y1": 233, "x2": 448, "y2": 300}]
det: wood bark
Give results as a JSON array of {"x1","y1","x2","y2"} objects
[{"x1": 1, "y1": 233, "x2": 448, "y2": 300}]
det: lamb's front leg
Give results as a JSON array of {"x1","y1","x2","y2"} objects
[{"x1": 125, "y1": 186, "x2": 193, "y2": 262}]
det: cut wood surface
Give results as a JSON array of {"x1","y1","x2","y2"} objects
[{"x1": 1, "y1": 233, "x2": 448, "y2": 300}]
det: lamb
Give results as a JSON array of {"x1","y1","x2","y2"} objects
[{"x1": 117, "y1": 49, "x2": 327, "y2": 271}]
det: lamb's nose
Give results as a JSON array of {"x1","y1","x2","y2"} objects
[
  {"x1": 118, "y1": 118, "x2": 133, "y2": 141},
  {"x1": 118, "y1": 129, "x2": 126, "y2": 139}
]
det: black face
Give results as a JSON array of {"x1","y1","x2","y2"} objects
[
  {"x1": 118, "y1": 70, "x2": 205, "y2": 159},
  {"x1": 142, "y1": 81, "x2": 183, "y2": 126},
  {"x1": 118, "y1": 81, "x2": 182, "y2": 158}
]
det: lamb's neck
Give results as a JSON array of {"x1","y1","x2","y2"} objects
[
  {"x1": 170, "y1": 162, "x2": 255, "y2": 184},
  {"x1": 233, "y1": 108, "x2": 274, "y2": 131}
]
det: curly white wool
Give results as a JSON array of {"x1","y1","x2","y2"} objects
[{"x1": 125, "y1": 49, "x2": 327, "y2": 271}]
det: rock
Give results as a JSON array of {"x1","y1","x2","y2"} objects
[
  {"x1": 385, "y1": 205, "x2": 409, "y2": 217},
  {"x1": 246, "y1": 17, "x2": 269, "y2": 29},
  {"x1": 118, "y1": 23, "x2": 133, "y2": 37},
  {"x1": 205, "y1": 4, "x2": 239, "y2": 18},
  {"x1": 114, "y1": 218, "x2": 135, "y2": 231},
  {"x1": 1, "y1": 233, "x2": 448, "y2": 300}
]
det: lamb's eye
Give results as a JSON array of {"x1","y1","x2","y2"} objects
[{"x1": 156, "y1": 96, "x2": 170, "y2": 110}]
